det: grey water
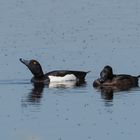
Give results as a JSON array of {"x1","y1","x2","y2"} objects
[{"x1": 0, "y1": 0, "x2": 140, "y2": 139}]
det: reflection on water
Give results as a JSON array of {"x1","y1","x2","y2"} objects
[
  {"x1": 96, "y1": 86, "x2": 140, "y2": 104},
  {"x1": 27, "y1": 83, "x2": 44, "y2": 103},
  {"x1": 100, "y1": 87, "x2": 114, "y2": 101},
  {"x1": 22, "y1": 80, "x2": 86, "y2": 105},
  {"x1": 48, "y1": 80, "x2": 86, "y2": 88},
  {"x1": 0, "y1": 79, "x2": 87, "y2": 107},
  {"x1": 94, "y1": 86, "x2": 140, "y2": 108}
]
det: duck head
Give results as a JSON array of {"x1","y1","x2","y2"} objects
[
  {"x1": 20, "y1": 58, "x2": 44, "y2": 78},
  {"x1": 99, "y1": 65, "x2": 113, "y2": 83}
]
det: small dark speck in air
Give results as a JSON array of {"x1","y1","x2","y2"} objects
[
  {"x1": 84, "y1": 104, "x2": 89, "y2": 107},
  {"x1": 77, "y1": 123, "x2": 81, "y2": 126},
  {"x1": 66, "y1": 108, "x2": 70, "y2": 111},
  {"x1": 121, "y1": 131, "x2": 124, "y2": 134},
  {"x1": 62, "y1": 59, "x2": 66, "y2": 62},
  {"x1": 65, "y1": 118, "x2": 69, "y2": 120},
  {"x1": 88, "y1": 136, "x2": 92, "y2": 139},
  {"x1": 58, "y1": 137, "x2": 62, "y2": 140},
  {"x1": 106, "y1": 132, "x2": 110, "y2": 135}
]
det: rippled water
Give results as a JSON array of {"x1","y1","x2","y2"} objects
[{"x1": 1, "y1": 0, "x2": 140, "y2": 140}]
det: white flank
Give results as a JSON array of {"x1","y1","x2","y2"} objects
[
  {"x1": 48, "y1": 81, "x2": 77, "y2": 88},
  {"x1": 48, "y1": 74, "x2": 77, "y2": 82}
]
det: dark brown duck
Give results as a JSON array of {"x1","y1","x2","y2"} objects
[{"x1": 93, "y1": 65, "x2": 140, "y2": 90}]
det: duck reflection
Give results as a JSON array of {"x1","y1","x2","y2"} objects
[
  {"x1": 48, "y1": 80, "x2": 86, "y2": 88},
  {"x1": 27, "y1": 83, "x2": 45, "y2": 103},
  {"x1": 96, "y1": 85, "x2": 135, "y2": 102},
  {"x1": 24, "y1": 80, "x2": 86, "y2": 105},
  {"x1": 100, "y1": 86, "x2": 114, "y2": 101}
]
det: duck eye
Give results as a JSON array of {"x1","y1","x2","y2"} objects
[{"x1": 33, "y1": 61, "x2": 37, "y2": 65}]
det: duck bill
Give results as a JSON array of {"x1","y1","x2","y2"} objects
[
  {"x1": 99, "y1": 78, "x2": 105, "y2": 83},
  {"x1": 19, "y1": 58, "x2": 30, "y2": 66}
]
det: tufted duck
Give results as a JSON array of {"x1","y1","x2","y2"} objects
[
  {"x1": 20, "y1": 58, "x2": 89, "y2": 84},
  {"x1": 93, "y1": 65, "x2": 140, "y2": 89}
]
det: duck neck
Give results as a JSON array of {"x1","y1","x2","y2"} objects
[
  {"x1": 32, "y1": 70, "x2": 45, "y2": 79},
  {"x1": 35, "y1": 73, "x2": 45, "y2": 79}
]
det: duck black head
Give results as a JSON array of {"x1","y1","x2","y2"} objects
[
  {"x1": 100, "y1": 65, "x2": 113, "y2": 83},
  {"x1": 20, "y1": 58, "x2": 44, "y2": 78}
]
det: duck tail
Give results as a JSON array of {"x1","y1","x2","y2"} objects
[{"x1": 86, "y1": 71, "x2": 91, "y2": 73}]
